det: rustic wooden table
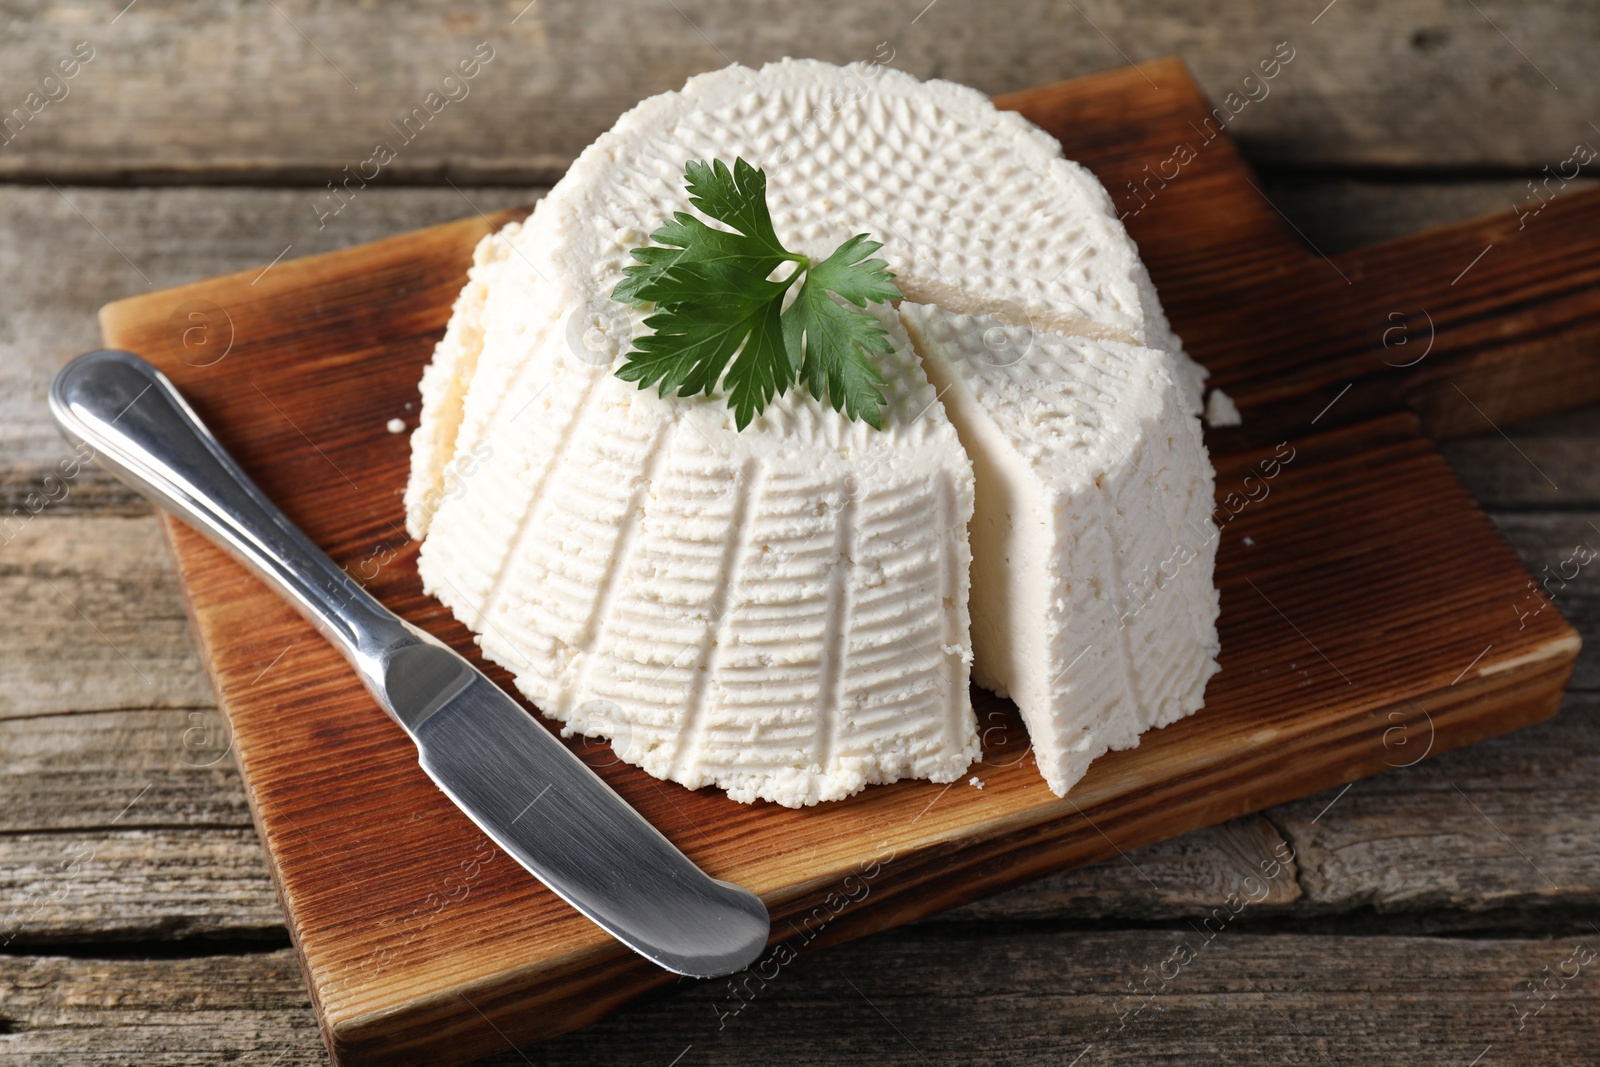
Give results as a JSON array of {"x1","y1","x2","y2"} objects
[{"x1": 3, "y1": 2, "x2": 1598, "y2": 1063}]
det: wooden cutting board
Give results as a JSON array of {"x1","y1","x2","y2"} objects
[{"x1": 98, "y1": 58, "x2": 1591, "y2": 1066}]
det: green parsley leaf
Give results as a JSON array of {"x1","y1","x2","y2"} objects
[
  {"x1": 782, "y1": 234, "x2": 897, "y2": 430},
  {"x1": 681, "y1": 158, "x2": 788, "y2": 259},
  {"x1": 616, "y1": 260, "x2": 790, "y2": 423},
  {"x1": 611, "y1": 157, "x2": 902, "y2": 430},
  {"x1": 614, "y1": 159, "x2": 789, "y2": 305}
]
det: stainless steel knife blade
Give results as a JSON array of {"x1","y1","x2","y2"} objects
[{"x1": 50, "y1": 349, "x2": 770, "y2": 978}]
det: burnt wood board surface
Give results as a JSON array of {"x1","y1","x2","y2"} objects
[{"x1": 96, "y1": 59, "x2": 1587, "y2": 1066}]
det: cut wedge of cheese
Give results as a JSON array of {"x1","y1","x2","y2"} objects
[
  {"x1": 901, "y1": 303, "x2": 1220, "y2": 795},
  {"x1": 407, "y1": 58, "x2": 1220, "y2": 805}
]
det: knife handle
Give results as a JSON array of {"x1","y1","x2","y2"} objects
[{"x1": 49, "y1": 350, "x2": 424, "y2": 703}]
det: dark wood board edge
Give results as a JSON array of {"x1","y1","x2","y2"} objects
[
  {"x1": 151, "y1": 511, "x2": 346, "y2": 1062},
  {"x1": 327, "y1": 635, "x2": 1578, "y2": 1065}
]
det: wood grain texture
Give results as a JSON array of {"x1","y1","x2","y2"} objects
[
  {"x1": 5, "y1": 931, "x2": 1600, "y2": 1066},
  {"x1": 0, "y1": 705, "x2": 246, "y2": 833},
  {"x1": 1260, "y1": 176, "x2": 1600, "y2": 259},
  {"x1": 2, "y1": 0, "x2": 1596, "y2": 181},
  {"x1": 1442, "y1": 406, "x2": 1600, "y2": 510},
  {"x1": 0, "y1": 186, "x2": 538, "y2": 478},
  {"x1": 0, "y1": 830, "x2": 284, "y2": 946},
  {"x1": 1260, "y1": 690, "x2": 1600, "y2": 925},
  {"x1": 90, "y1": 62, "x2": 1583, "y2": 1065},
  {"x1": 0, "y1": 515, "x2": 213, "y2": 715}
]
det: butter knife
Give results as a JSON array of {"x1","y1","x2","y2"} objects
[{"x1": 50, "y1": 349, "x2": 770, "y2": 978}]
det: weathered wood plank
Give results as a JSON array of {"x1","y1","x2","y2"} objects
[
  {"x1": 542, "y1": 927, "x2": 1600, "y2": 1066},
  {"x1": 1, "y1": 707, "x2": 246, "y2": 832},
  {"x1": 0, "y1": 951, "x2": 320, "y2": 1065},
  {"x1": 2, "y1": 931, "x2": 1597, "y2": 1066},
  {"x1": 1, "y1": 0, "x2": 1596, "y2": 182},
  {"x1": 1260, "y1": 176, "x2": 1600, "y2": 258},
  {"x1": 1442, "y1": 406, "x2": 1600, "y2": 511},
  {"x1": 0, "y1": 186, "x2": 537, "y2": 478},
  {"x1": 0, "y1": 516, "x2": 216, "y2": 715},
  {"x1": 0, "y1": 829, "x2": 284, "y2": 946},
  {"x1": 1259, "y1": 692, "x2": 1600, "y2": 925}
]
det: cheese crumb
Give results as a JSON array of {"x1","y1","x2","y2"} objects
[
  {"x1": 1204, "y1": 389, "x2": 1242, "y2": 427},
  {"x1": 969, "y1": 776, "x2": 985, "y2": 790},
  {"x1": 386, "y1": 417, "x2": 406, "y2": 434}
]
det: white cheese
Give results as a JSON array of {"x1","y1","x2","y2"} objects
[
  {"x1": 540, "y1": 58, "x2": 1204, "y2": 405},
  {"x1": 900, "y1": 302, "x2": 1220, "y2": 796},
  {"x1": 407, "y1": 58, "x2": 1221, "y2": 805},
  {"x1": 405, "y1": 221, "x2": 524, "y2": 538},
  {"x1": 407, "y1": 60, "x2": 1208, "y2": 525},
  {"x1": 419, "y1": 280, "x2": 977, "y2": 805},
  {"x1": 1205, "y1": 388, "x2": 1242, "y2": 427}
]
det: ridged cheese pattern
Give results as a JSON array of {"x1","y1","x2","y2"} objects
[
  {"x1": 405, "y1": 221, "x2": 523, "y2": 538},
  {"x1": 406, "y1": 58, "x2": 1219, "y2": 805},
  {"x1": 416, "y1": 234, "x2": 979, "y2": 804},
  {"x1": 900, "y1": 302, "x2": 1220, "y2": 796}
]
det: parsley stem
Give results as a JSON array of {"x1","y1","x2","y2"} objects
[{"x1": 775, "y1": 254, "x2": 809, "y2": 288}]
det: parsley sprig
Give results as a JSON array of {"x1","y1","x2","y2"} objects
[{"x1": 612, "y1": 158, "x2": 901, "y2": 429}]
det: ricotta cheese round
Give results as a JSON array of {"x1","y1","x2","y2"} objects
[{"x1": 407, "y1": 58, "x2": 1220, "y2": 806}]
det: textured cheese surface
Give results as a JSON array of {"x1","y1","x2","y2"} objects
[
  {"x1": 418, "y1": 272, "x2": 978, "y2": 805},
  {"x1": 405, "y1": 222, "x2": 521, "y2": 539},
  {"x1": 531, "y1": 59, "x2": 1202, "y2": 414},
  {"x1": 901, "y1": 302, "x2": 1220, "y2": 795},
  {"x1": 407, "y1": 59, "x2": 1203, "y2": 533},
  {"x1": 407, "y1": 58, "x2": 1219, "y2": 805}
]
